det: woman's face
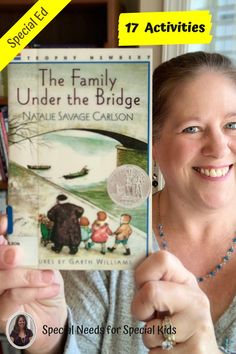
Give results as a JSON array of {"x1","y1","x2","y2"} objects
[
  {"x1": 17, "y1": 317, "x2": 26, "y2": 328},
  {"x1": 153, "y1": 71, "x2": 236, "y2": 209}
]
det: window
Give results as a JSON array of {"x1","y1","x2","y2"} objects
[{"x1": 188, "y1": 0, "x2": 236, "y2": 62}]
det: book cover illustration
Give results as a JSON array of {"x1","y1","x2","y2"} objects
[{"x1": 8, "y1": 48, "x2": 152, "y2": 269}]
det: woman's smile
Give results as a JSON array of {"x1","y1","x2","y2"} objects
[{"x1": 192, "y1": 164, "x2": 233, "y2": 179}]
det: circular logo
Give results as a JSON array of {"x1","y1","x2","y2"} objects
[
  {"x1": 107, "y1": 164, "x2": 151, "y2": 208},
  {"x1": 6, "y1": 312, "x2": 37, "y2": 349}
]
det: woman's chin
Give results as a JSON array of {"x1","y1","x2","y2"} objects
[{"x1": 198, "y1": 193, "x2": 235, "y2": 211}]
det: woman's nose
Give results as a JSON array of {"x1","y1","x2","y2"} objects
[{"x1": 201, "y1": 129, "x2": 230, "y2": 158}]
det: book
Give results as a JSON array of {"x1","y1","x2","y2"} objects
[
  {"x1": 0, "y1": 112, "x2": 8, "y2": 174},
  {"x1": 7, "y1": 48, "x2": 152, "y2": 270},
  {"x1": 0, "y1": 111, "x2": 8, "y2": 149},
  {"x1": 0, "y1": 106, "x2": 8, "y2": 132},
  {"x1": 0, "y1": 190, "x2": 7, "y2": 214},
  {"x1": 0, "y1": 139, "x2": 7, "y2": 182},
  {"x1": 0, "y1": 155, "x2": 6, "y2": 181}
]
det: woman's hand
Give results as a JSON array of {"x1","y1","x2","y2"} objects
[
  {"x1": 132, "y1": 251, "x2": 221, "y2": 354},
  {"x1": 0, "y1": 215, "x2": 67, "y2": 354}
]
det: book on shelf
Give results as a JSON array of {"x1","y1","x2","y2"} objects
[
  {"x1": 0, "y1": 110, "x2": 8, "y2": 182},
  {"x1": 0, "y1": 109, "x2": 8, "y2": 150},
  {"x1": 7, "y1": 48, "x2": 152, "y2": 270},
  {"x1": 0, "y1": 157, "x2": 6, "y2": 182},
  {"x1": 0, "y1": 190, "x2": 7, "y2": 214},
  {"x1": 0, "y1": 112, "x2": 8, "y2": 159},
  {"x1": 0, "y1": 71, "x2": 4, "y2": 97},
  {"x1": 1, "y1": 106, "x2": 8, "y2": 131},
  {"x1": 0, "y1": 68, "x2": 8, "y2": 99}
]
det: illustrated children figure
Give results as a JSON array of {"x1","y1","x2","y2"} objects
[
  {"x1": 108, "y1": 214, "x2": 132, "y2": 256},
  {"x1": 79, "y1": 216, "x2": 92, "y2": 250},
  {"x1": 38, "y1": 214, "x2": 53, "y2": 247},
  {"x1": 90, "y1": 211, "x2": 113, "y2": 255}
]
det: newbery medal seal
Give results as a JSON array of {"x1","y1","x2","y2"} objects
[{"x1": 107, "y1": 164, "x2": 151, "y2": 208}]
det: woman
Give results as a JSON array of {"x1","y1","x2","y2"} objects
[
  {"x1": 10, "y1": 314, "x2": 33, "y2": 347},
  {"x1": 0, "y1": 52, "x2": 235, "y2": 354},
  {"x1": 131, "y1": 51, "x2": 236, "y2": 353}
]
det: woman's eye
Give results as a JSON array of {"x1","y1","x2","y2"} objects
[
  {"x1": 225, "y1": 122, "x2": 236, "y2": 129},
  {"x1": 182, "y1": 126, "x2": 200, "y2": 134}
]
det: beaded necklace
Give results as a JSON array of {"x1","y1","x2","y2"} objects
[{"x1": 157, "y1": 192, "x2": 236, "y2": 283}]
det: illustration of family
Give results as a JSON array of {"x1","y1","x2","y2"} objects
[{"x1": 38, "y1": 194, "x2": 133, "y2": 256}]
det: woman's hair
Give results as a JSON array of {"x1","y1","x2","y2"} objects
[
  {"x1": 13, "y1": 315, "x2": 28, "y2": 333},
  {"x1": 153, "y1": 51, "x2": 236, "y2": 139}
]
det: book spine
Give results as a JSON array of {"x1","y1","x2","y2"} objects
[
  {"x1": 0, "y1": 190, "x2": 7, "y2": 213},
  {"x1": 0, "y1": 153, "x2": 6, "y2": 181},
  {"x1": 0, "y1": 128, "x2": 7, "y2": 172},
  {"x1": 0, "y1": 106, "x2": 8, "y2": 182},
  {"x1": 0, "y1": 136, "x2": 7, "y2": 181},
  {"x1": 0, "y1": 106, "x2": 8, "y2": 132},
  {"x1": 0, "y1": 112, "x2": 8, "y2": 151}
]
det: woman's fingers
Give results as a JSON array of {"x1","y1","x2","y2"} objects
[
  {"x1": 133, "y1": 250, "x2": 218, "y2": 353},
  {"x1": 0, "y1": 246, "x2": 22, "y2": 269},
  {"x1": 133, "y1": 279, "x2": 215, "y2": 353},
  {"x1": 0, "y1": 284, "x2": 60, "y2": 323},
  {"x1": 148, "y1": 342, "x2": 195, "y2": 354},
  {"x1": 135, "y1": 251, "x2": 197, "y2": 288},
  {"x1": 0, "y1": 268, "x2": 57, "y2": 295},
  {"x1": 142, "y1": 310, "x2": 215, "y2": 353},
  {"x1": 142, "y1": 311, "x2": 208, "y2": 349},
  {"x1": 0, "y1": 214, "x2": 7, "y2": 235},
  {"x1": 148, "y1": 333, "x2": 215, "y2": 354},
  {"x1": 2, "y1": 284, "x2": 60, "y2": 306},
  {"x1": 131, "y1": 280, "x2": 210, "y2": 322}
]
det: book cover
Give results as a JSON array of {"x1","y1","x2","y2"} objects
[{"x1": 7, "y1": 48, "x2": 152, "y2": 270}]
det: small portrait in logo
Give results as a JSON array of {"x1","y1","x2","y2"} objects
[{"x1": 6, "y1": 312, "x2": 37, "y2": 349}]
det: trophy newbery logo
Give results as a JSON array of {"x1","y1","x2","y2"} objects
[{"x1": 6, "y1": 312, "x2": 37, "y2": 349}]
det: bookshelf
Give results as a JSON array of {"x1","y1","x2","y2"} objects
[{"x1": 0, "y1": 0, "x2": 120, "y2": 48}]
